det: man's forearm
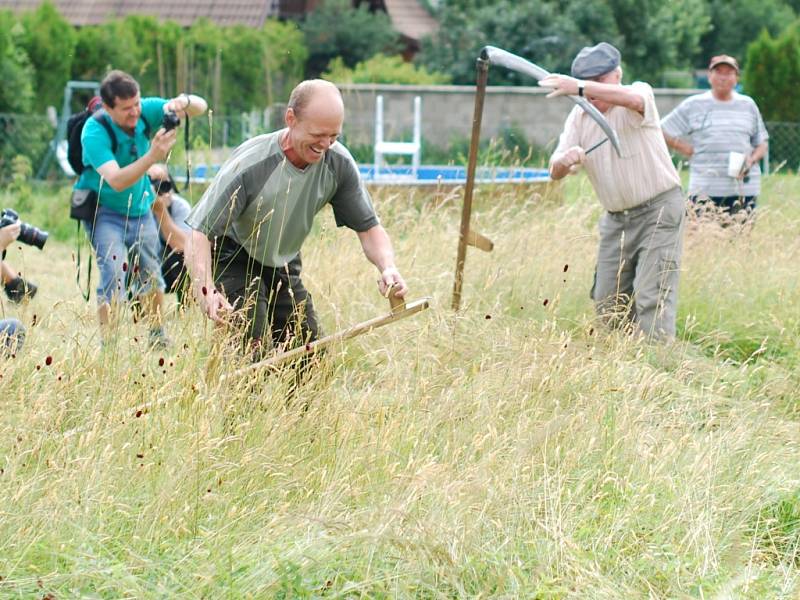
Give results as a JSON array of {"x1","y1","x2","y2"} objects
[
  {"x1": 663, "y1": 133, "x2": 693, "y2": 157},
  {"x1": 183, "y1": 94, "x2": 208, "y2": 118},
  {"x1": 357, "y1": 225, "x2": 396, "y2": 271},
  {"x1": 168, "y1": 94, "x2": 208, "y2": 119},
  {"x1": 98, "y1": 155, "x2": 156, "y2": 192},
  {"x1": 750, "y1": 141, "x2": 768, "y2": 165},
  {"x1": 153, "y1": 202, "x2": 187, "y2": 253},
  {"x1": 187, "y1": 230, "x2": 214, "y2": 289},
  {"x1": 583, "y1": 80, "x2": 644, "y2": 114}
]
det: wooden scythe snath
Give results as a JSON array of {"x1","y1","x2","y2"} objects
[
  {"x1": 451, "y1": 55, "x2": 493, "y2": 311},
  {"x1": 223, "y1": 288, "x2": 431, "y2": 379},
  {"x1": 451, "y1": 46, "x2": 622, "y2": 311}
]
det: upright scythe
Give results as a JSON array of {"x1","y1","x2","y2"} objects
[{"x1": 451, "y1": 46, "x2": 622, "y2": 311}]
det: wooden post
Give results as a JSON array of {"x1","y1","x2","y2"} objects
[{"x1": 452, "y1": 57, "x2": 490, "y2": 311}]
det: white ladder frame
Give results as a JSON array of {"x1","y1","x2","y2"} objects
[{"x1": 374, "y1": 95, "x2": 421, "y2": 179}]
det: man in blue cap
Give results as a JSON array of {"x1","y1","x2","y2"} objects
[{"x1": 540, "y1": 43, "x2": 685, "y2": 340}]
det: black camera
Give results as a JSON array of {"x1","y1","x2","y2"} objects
[
  {"x1": 149, "y1": 178, "x2": 173, "y2": 195},
  {"x1": 0, "y1": 209, "x2": 48, "y2": 250},
  {"x1": 161, "y1": 111, "x2": 181, "y2": 132}
]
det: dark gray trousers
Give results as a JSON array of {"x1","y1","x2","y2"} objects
[{"x1": 591, "y1": 186, "x2": 686, "y2": 340}]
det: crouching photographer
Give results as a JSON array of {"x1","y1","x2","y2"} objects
[
  {"x1": 0, "y1": 216, "x2": 41, "y2": 354},
  {"x1": 0, "y1": 209, "x2": 47, "y2": 306},
  {"x1": 148, "y1": 164, "x2": 191, "y2": 304}
]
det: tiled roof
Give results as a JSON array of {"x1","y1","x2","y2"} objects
[
  {"x1": 0, "y1": 0, "x2": 276, "y2": 27},
  {"x1": 383, "y1": 0, "x2": 437, "y2": 42}
]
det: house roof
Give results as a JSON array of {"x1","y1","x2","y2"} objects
[
  {"x1": 0, "y1": 0, "x2": 277, "y2": 27},
  {"x1": 383, "y1": 0, "x2": 437, "y2": 43}
]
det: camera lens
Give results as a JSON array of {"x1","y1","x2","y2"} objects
[{"x1": 18, "y1": 223, "x2": 48, "y2": 250}]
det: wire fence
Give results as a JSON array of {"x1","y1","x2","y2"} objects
[
  {"x1": 762, "y1": 122, "x2": 800, "y2": 174},
  {"x1": 1, "y1": 112, "x2": 799, "y2": 182}
]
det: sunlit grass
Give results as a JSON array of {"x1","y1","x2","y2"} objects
[{"x1": 0, "y1": 174, "x2": 799, "y2": 596}]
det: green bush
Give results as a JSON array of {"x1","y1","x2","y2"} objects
[
  {"x1": 68, "y1": 16, "x2": 307, "y2": 115},
  {"x1": 743, "y1": 23, "x2": 800, "y2": 168},
  {"x1": 323, "y1": 54, "x2": 450, "y2": 85},
  {"x1": 0, "y1": 10, "x2": 34, "y2": 114},
  {"x1": 743, "y1": 23, "x2": 800, "y2": 122}
]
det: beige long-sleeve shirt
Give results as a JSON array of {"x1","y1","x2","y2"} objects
[{"x1": 554, "y1": 81, "x2": 681, "y2": 212}]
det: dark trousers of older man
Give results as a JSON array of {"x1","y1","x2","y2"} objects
[
  {"x1": 590, "y1": 186, "x2": 686, "y2": 340},
  {"x1": 212, "y1": 236, "x2": 322, "y2": 360}
]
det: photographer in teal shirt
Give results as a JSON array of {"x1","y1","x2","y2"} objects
[{"x1": 74, "y1": 70, "x2": 206, "y2": 347}]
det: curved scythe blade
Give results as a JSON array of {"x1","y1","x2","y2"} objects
[{"x1": 480, "y1": 45, "x2": 622, "y2": 157}]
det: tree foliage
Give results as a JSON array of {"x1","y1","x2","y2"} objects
[
  {"x1": 419, "y1": 0, "x2": 609, "y2": 86},
  {"x1": 743, "y1": 25, "x2": 800, "y2": 122},
  {"x1": 0, "y1": 10, "x2": 34, "y2": 113},
  {"x1": 67, "y1": 16, "x2": 307, "y2": 115},
  {"x1": 421, "y1": 0, "x2": 800, "y2": 84},
  {"x1": 17, "y1": 1, "x2": 75, "y2": 111},
  {"x1": 301, "y1": 0, "x2": 401, "y2": 77},
  {"x1": 605, "y1": 0, "x2": 711, "y2": 79},
  {"x1": 419, "y1": 0, "x2": 715, "y2": 84},
  {"x1": 700, "y1": 0, "x2": 795, "y2": 64}
]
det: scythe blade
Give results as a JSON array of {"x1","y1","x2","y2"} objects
[{"x1": 480, "y1": 46, "x2": 622, "y2": 157}]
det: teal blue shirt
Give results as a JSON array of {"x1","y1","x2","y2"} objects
[{"x1": 74, "y1": 97, "x2": 167, "y2": 217}]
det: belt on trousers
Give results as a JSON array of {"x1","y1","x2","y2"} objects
[{"x1": 607, "y1": 186, "x2": 682, "y2": 217}]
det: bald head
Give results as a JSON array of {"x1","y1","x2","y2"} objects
[{"x1": 286, "y1": 79, "x2": 344, "y2": 122}]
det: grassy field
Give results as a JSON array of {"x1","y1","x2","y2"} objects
[{"x1": 0, "y1": 173, "x2": 799, "y2": 597}]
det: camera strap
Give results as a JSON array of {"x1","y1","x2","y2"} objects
[
  {"x1": 75, "y1": 221, "x2": 92, "y2": 302},
  {"x1": 182, "y1": 113, "x2": 190, "y2": 192}
]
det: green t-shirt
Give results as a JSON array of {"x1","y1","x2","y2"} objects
[
  {"x1": 186, "y1": 130, "x2": 379, "y2": 268},
  {"x1": 74, "y1": 97, "x2": 167, "y2": 217}
]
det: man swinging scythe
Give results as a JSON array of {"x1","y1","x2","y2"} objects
[
  {"x1": 452, "y1": 45, "x2": 622, "y2": 311},
  {"x1": 541, "y1": 42, "x2": 685, "y2": 340}
]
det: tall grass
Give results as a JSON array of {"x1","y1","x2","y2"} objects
[{"x1": 0, "y1": 174, "x2": 799, "y2": 597}]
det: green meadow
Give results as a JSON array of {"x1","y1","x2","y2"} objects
[{"x1": 0, "y1": 172, "x2": 799, "y2": 597}]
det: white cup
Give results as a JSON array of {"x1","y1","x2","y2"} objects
[{"x1": 727, "y1": 151, "x2": 745, "y2": 177}]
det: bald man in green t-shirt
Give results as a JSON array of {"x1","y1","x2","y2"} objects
[{"x1": 186, "y1": 79, "x2": 408, "y2": 356}]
